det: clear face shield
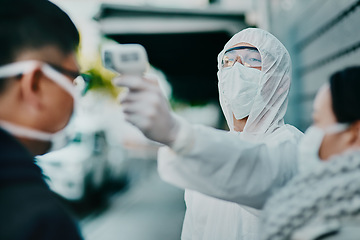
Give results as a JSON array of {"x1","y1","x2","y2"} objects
[{"x1": 0, "y1": 60, "x2": 90, "y2": 141}]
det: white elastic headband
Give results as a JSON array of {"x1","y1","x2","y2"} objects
[
  {"x1": 0, "y1": 60, "x2": 78, "y2": 100},
  {"x1": 324, "y1": 123, "x2": 350, "y2": 134},
  {"x1": 0, "y1": 61, "x2": 38, "y2": 77}
]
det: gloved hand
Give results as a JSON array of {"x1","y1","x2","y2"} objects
[{"x1": 113, "y1": 74, "x2": 180, "y2": 146}]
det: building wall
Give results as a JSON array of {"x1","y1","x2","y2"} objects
[{"x1": 268, "y1": 0, "x2": 360, "y2": 131}]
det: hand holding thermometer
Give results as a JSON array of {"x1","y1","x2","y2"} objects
[{"x1": 101, "y1": 43, "x2": 179, "y2": 146}]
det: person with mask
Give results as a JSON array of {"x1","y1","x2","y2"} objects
[
  {"x1": 0, "y1": 0, "x2": 84, "y2": 239},
  {"x1": 261, "y1": 66, "x2": 360, "y2": 240},
  {"x1": 115, "y1": 28, "x2": 302, "y2": 239}
]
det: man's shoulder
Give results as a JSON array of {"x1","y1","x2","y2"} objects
[
  {"x1": 0, "y1": 181, "x2": 83, "y2": 240},
  {"x1": 0, "y1": 181, "x2": 69, "y2": 218}
]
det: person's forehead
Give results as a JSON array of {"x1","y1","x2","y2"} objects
[
  {"x1": 313, "y1": 84, "x2": 337, "y2": 125},
  {"x1": 314, "y1": 85, "x2": 330, "y2": 111}
]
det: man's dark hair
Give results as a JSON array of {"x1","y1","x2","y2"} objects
[
  {"x1": 0, "y1": 0, "x2": 79, "y2": 65},
  {"x1": 330, "y1": 66, "x2": 360, "y2": 123},
  {"x1": 0, "y1": 0, "x2": 80, "y2": 90}
]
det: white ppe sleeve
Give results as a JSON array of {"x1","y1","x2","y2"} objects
[{"x1": 158, "y1": 118, "x2": 300, "y2": 209}]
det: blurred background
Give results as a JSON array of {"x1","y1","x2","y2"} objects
[{"x1": 34, "y1": 0, "x2": 360, "y2": 239}]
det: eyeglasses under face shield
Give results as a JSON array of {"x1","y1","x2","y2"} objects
[{"x1": 221, "y1": 46, "x2": 262, "y2": 69}]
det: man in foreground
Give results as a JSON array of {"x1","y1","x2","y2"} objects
[{"x1": 0, "y1": 0, "x2": 84, "y2": 239}]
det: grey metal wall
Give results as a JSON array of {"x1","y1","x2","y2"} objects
[{"x1": 269, "y1": 0, "x2": 360, "y2": 131}]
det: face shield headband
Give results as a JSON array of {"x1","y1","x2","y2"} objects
[
  {"x1": 0, "y1": 60, "x2": 82, "y2": 141},
  {"x1": 0, "y1": 60, "x2": 80, "y2": 100}
]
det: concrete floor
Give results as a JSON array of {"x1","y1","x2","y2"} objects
[{"x1": 79, "y1": 159, "x2": 186, "y2": 240}]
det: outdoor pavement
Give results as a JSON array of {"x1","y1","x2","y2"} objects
[{"x1": 79, "y1": 158, "x2": 186, "y2": 240}]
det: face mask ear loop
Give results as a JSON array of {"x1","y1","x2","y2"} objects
[
  {"x1": 0, "y1": 120, "x2": 53, "y2": 141},
  {"x1": 41, "y1": 64, "x2": 79, "y2": 101},
  {"x1": 324, "y1": 123, "x2": 350, "y2": 134}
]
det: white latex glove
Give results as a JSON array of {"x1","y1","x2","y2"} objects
[{"x1": 113, "y1": 74, "x2": 180, "y2": 146}]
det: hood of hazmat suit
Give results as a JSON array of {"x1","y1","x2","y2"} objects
[
  {"x1": 217, "y1": 28, "x2": 292, "y2": 140},
  {"x1": 157, "y1": 28, "x2": 303, "y2": 240}
]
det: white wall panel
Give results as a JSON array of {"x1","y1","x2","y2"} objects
[{"x1": 269, "y1": 0, "x2": 360, "y2": 130}]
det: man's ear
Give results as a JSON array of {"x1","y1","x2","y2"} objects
[
  {"x1": 19, "y1": 65, "x2": 44, "y2": 110},
  {"x1": 349, "y1": 120, "x2": 360, "y2": 147}
]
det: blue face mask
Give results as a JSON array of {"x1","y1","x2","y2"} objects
[{"x1": 298, "y1": 123, "x2": 349, "y2": 173}]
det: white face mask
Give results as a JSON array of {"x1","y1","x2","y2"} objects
[
  {"x1": 298, "y1": 123, "x2": 349, "y2": 173},
  {"x1": 219, "y1": 62, "x2": 263, "y2": 120},
  {"x1": 0, "y1": 60, "x2": 82, "y2": 142}
]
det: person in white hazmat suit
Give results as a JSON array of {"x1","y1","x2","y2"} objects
[{"x1": 114, "y1": 28, "x2": 303, "y2": 239}]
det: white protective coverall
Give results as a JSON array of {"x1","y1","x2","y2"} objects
[{"x1": 157, "y1": 28, "x2": 303, "y2": 240}]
